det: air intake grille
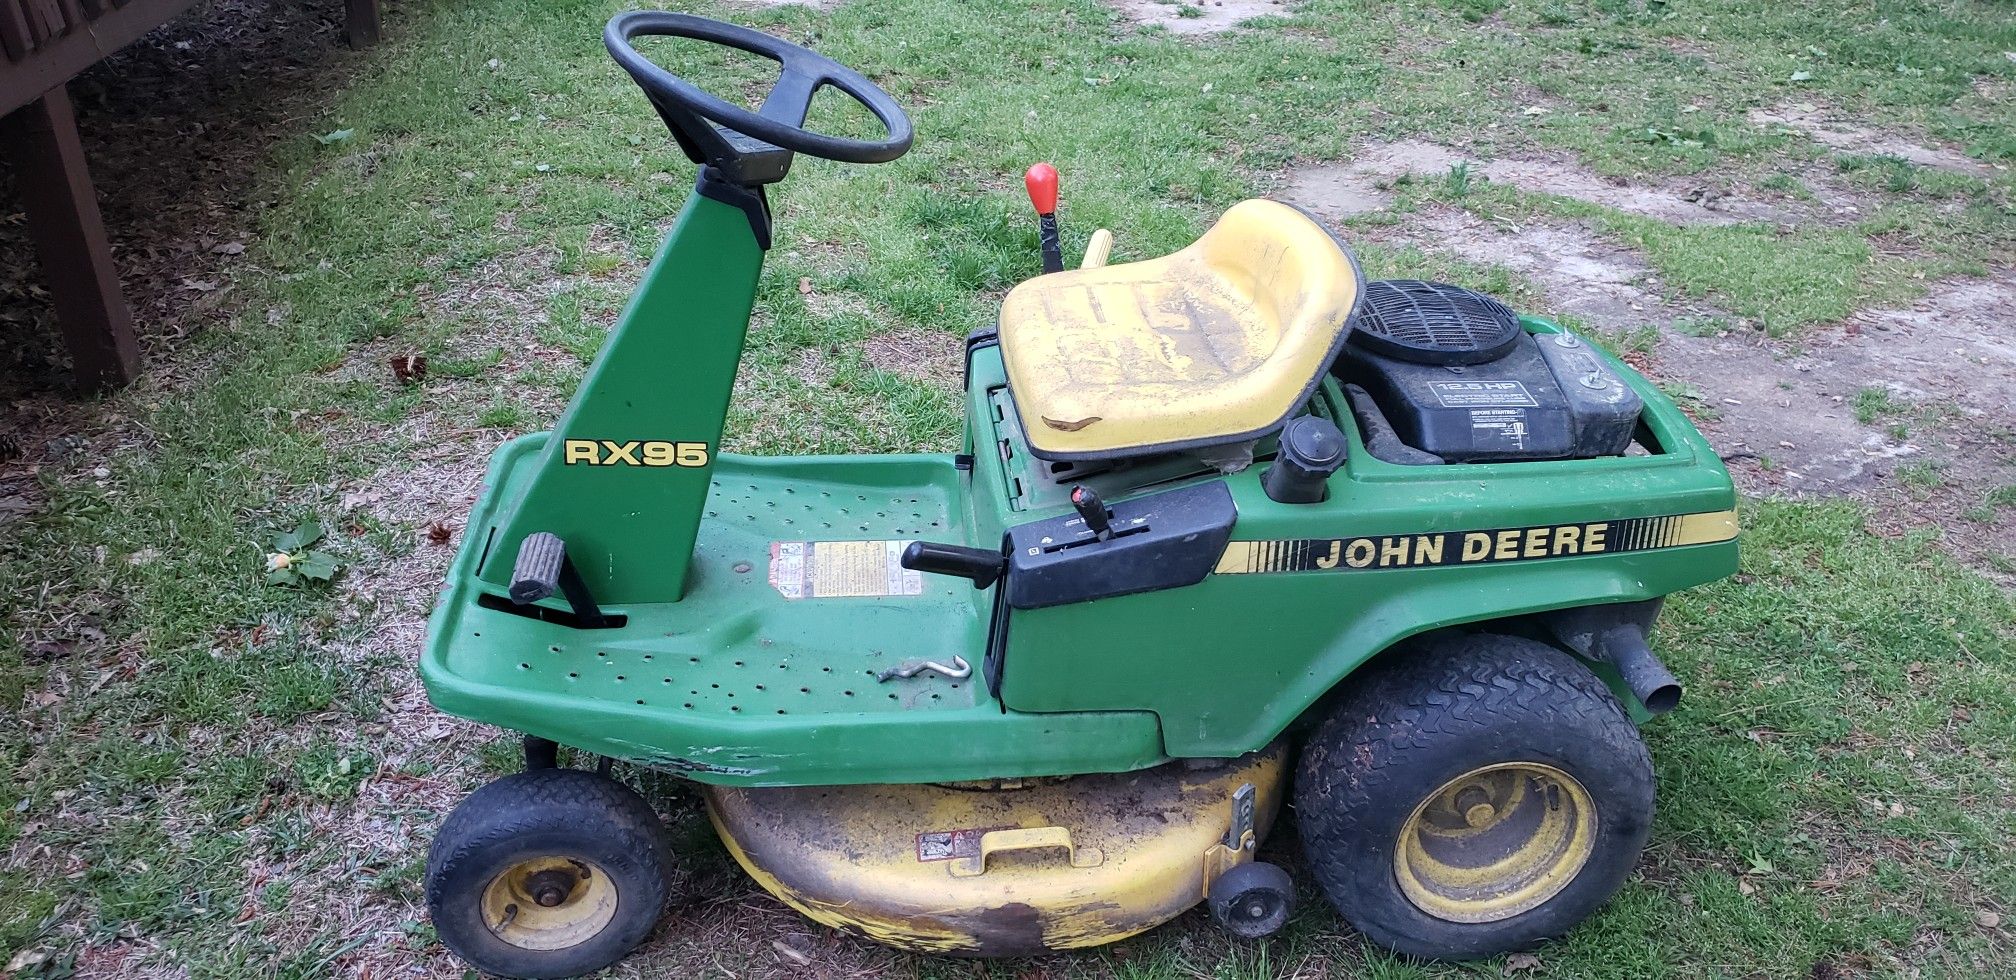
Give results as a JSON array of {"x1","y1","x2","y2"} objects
[{"x1": 1350, "y1": 279, "x2": 1523, "y2": 366}]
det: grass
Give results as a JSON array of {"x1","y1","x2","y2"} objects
[{"x1": 0, "y1": 0, "x2": 2011, "y2": 975}]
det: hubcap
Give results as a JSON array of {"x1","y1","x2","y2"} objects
[
  {"x1": 480, "y1": 856, "x2": 619, "y2": 950},
  {"x1": 1393, "y1": 762, "x2": 1597, "y2": 923}
]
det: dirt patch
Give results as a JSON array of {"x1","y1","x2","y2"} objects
[
  {"x1": 0, "y1": 0, "x2": 353, "y2": 391},
  {"x1": 864, "y1": 327, "x2": 963, "y2": 386},
  {"x1": 1342, "y1": 204, "x2": 2015, "y2": 576},
  {"x1": 1111, "y1": 0, "x2": 1292, "y2": 36},
  {"x1": 1285, "y1": 140, "x2": 1798, "y2": 224},
  {"x1": 1, "y1": 0, "x2": 356, "y2": 533},
  {"x1": 1749, "y1": 103, "x2": 1997, "y2": 177}
]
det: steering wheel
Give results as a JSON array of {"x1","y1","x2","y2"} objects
[{"x1": 604, "y1": 12, "x2": 913, "y2": 168}]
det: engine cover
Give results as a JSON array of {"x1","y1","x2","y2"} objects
[{"x1": 1335, "y1": 284, "x2": 1642, "y2": 463}]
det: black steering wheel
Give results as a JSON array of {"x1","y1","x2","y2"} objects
[{"x1": 604, "y1": 12, "x2": 913, "y2": 175}]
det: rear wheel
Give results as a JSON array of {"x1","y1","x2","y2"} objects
[
  {"x1": 1294, "y1": 633, "x2": 1655, "y2": 959},
  {"x1": 426, "y1": 768, "x2": 672, "y2": 978}
]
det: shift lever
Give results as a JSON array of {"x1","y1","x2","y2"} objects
[
  {"x1": 1069, "y1": 485, "x2": 1112, "y2": 540},
  {"x1": 1025, "y1": 163, "x2": 1064, "y2": 274}
]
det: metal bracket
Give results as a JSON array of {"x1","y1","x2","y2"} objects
[{"x1": 1201, "y1": 782, "x2": 1258, "y2": 898}]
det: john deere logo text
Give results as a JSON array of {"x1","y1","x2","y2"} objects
[
  {"x1": 1214, "y1": 511, "x2": 1738, "y2": 575},
  {"x1": 563, "y1": 439, "x2": 710, "y2": 468}
]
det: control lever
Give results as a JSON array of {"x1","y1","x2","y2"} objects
[
  {"x1": 1069, "y1": 485, "x2": 1113, "y2": 540},
  {"x1": 1025, "y1": 163, "x2": 1064, "y2": 274},
  {"x1": 901, "y1": 541, "x2": 1007, "y2": 589}
]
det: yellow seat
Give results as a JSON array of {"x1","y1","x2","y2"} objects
[{"x1": 998, "y1": 199, "x2": 1363, "y2": 460}]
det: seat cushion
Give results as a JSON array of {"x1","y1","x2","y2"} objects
[{"x1": 998, "y1": 199, "x2": 1363, "y2": 460}]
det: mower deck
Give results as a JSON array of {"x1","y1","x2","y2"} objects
[{"x1": 421, "y1": 435, "x2": 1167, "y2": 787}]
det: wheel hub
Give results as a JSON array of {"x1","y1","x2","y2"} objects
[
  {"x1": 481, "y1": 857, "x2": 619, "y2": 951},
  {"x1": 1393, "y1": 762, "x2": 1597, "y2": 924}
]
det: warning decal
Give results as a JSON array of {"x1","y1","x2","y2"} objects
[
  {"x1": 769, "y1": 540, "x2": 924, "y2": 599},
  {"x1": 1429, "y1": 380, "x2": 1539, "y2": 408},
  {"x1": 916, "y1": 825, "x2": 1013, "y2": 863}
]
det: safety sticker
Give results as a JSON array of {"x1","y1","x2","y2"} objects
[
  {"x1": 1429, "y1": 380, "x2": 1538, "y2": 408},
  {"x1": 1469, "y1": 408, "x2": 1532, "y2": 451},
  {"x1": 916, "y1": 825, "x2": 1013, "y2": 863},
  {"x1": 769, "y1": 540, "x2": 923, "y2": 599}
]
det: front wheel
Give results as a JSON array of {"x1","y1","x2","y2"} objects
[
  {"x1": 426, "y1": 767, "x2": 673, "y2": 978},
  {"x1": 1294, "y1": 633, "x2": 1656, "y2": 959}
]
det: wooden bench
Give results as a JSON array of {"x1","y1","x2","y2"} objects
[{"x1": 2, "y1": 0, "x2": 380, "y2": 392}]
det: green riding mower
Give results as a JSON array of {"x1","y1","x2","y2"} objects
[{"x1": 418, "y1": 12, "x2": 1739, "y2": 978}]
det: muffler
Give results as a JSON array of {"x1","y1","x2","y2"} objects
[
  {"x1": 1540, "y1": 600, "x2": 1683, "y2": 715},
  {"x1": 1589, "y1": 623, "x2": 1682, "y2": 715}
]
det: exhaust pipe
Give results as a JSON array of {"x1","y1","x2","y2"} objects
[
  {"x1": 1540, "y1": 601, "x2": 1683, "y2": 716},
  {"x1": 1590, "y1": 624, "x2": 1682, "y2": 716}
]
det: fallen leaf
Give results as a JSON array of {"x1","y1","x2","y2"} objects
[
  {"x1": 772, "y1": 939, "x2": 812, "y2": 966},
  {"x1": 6, "y1": 948, "x2": 52, "y2": 972},
  {"x1": 427, "y1": 521, "x2": 456, "y2": 546},
  {"x1": 1739, "y1": 878, "x2": 1757, "y2": 896},
  {"x1": 798, "y1": 277, "x2": 814, "y2": 294},
  {"x1": 389, "y1": 354, "x2": 428, "y2": 384}
]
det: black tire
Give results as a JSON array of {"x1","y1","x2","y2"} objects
[
  {"x1": 1294, "y1": 633, "x2": 1655, "y2": 960},
  {"x1": 426, "y1": 768, "x2": 673, "y2": 978},
  {"x1": 1208, "y1": 860, "x2": 1295, "y2": 939}
]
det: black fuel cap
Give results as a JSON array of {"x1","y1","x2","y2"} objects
[{"x1": 1264, "y1": 416, "x2": 1346, "y2": 503}]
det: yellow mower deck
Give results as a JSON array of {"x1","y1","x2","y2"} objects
[{"x1": 705, "y1": 744, "x2": 1287, "y2": 955}]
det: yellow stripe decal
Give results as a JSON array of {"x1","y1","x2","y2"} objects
[{"x1": 1214, "y1": 509, "x2": 1737, "y2": 575}]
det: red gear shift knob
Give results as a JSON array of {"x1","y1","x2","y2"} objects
[{"x1": 1024, "y1": 162, "x2": 1058, "y2": 216}]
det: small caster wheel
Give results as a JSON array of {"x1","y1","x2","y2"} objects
[
  {"x1": 426, "y1": 768, "x2": 672, "y2": 979},
  {"x1": 1209, "y1": 860, "x2": 1295, "y2": 939}
]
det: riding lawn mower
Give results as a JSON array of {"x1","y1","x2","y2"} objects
[{"x1": 417, "y1": 12, "x2": 1739, "y2": 977}]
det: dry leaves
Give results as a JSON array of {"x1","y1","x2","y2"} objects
[{"x1": 388, "y1": 354, "x2": 428, "y2": 384}]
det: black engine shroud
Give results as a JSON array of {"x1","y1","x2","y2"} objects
[{"x1": 1334, "y1": 281, "x2": 1643, "y2": 464}]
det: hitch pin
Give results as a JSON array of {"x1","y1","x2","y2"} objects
[{"x1": 876, "y1": 655, "x2": 972, "y2": 683}]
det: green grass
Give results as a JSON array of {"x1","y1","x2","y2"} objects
[{"x1": 1, "y1": 0, "x2": 2012, "y2": 975}]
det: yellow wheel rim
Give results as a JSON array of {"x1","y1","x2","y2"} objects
[
  {"x1": 1394, "y1": 762, "x2": 1596, "y2": 923},
  {"x1": 479, "y1": 856, "x2": 619, "y2": 951}
]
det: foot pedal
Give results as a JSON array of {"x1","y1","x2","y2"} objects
[
  {"x1": 510, "y1": 531, "x2": 568, "y2": 603},
  {"x1": 507, "y1": 532, "x2": 611, "y2": 628}
]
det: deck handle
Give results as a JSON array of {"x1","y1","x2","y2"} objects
[{"x1": 948, "y1": 827, "x2": 1104, "y2": 878}]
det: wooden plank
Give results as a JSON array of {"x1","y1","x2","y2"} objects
[
  {"x1": 0, "y1": 0, "x2": 198, "y2": 115},
  {"x1": 0, "y1": 0, "x2": 35, "y2": 62},
  {"x1": 20, "y1": 0, "x2": 62, "y2": 44},
  {"x1": 344, "y1": 0, "x2": 379, "y2": 49},
  {"x1": 52, "y1": 0, "x2": 82, "y2": 33},
  {"x1": 0, "y1": 85, "x2": 140, "y2": 392}
]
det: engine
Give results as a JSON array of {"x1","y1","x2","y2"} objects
[{"x1": 1332, "y1": 280, "x2": 1643, "y2": 465}]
